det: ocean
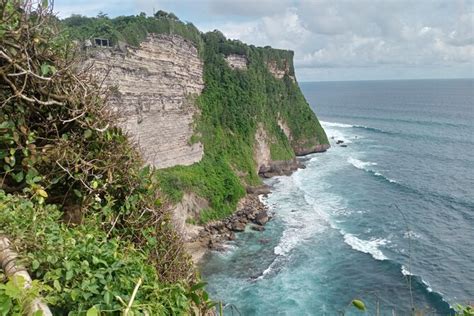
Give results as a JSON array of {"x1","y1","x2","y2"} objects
[{"x1": 201, "y1": 79, "x2": 474, "y2": 315}]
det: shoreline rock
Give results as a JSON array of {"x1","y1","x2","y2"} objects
[
  {"x1": 184, "y1": 192, "x2": 271, "y2": 263},
  {"x1": 184, "y1": 146, "x2": 330, "y2": 264}
]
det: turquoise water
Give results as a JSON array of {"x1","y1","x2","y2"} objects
[{"x1": 201, "y1": 79, "x2": 474, "y2": 315}]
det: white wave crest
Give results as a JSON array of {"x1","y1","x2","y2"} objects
[
  {"x1": 374, "y1": 172, "x2": 397, "y2": 183},
  {"x1": 255, "y1": 257, "x2": 279, "y2": 281},
  {"x1": 343, "y1": 233, "x2": 389, "y2": 260},
  {"x1": 347, "y1": 157, "x2": 377, "y2": 170},
  {"x1": 401, "y1": 265, "x2": 434, "y2": 292},
  {"x1": 401, "y1": 265, "x2": 413, "y2": 276},
  {"x1": 320, "y1": 121, "x2": 354, "y2": 128},
  {"x1": 348, "y1": 158, "x2": 399, "y2": 183}
]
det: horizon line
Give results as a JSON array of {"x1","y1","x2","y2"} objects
[{"x1": 299, "y1": 77, "x2": 474, "y2": 83}]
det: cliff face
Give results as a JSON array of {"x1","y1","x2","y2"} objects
[
  {"x1": 88, "y1": 34, "x2": 204, "y2": 169},
  {"x1": 86, "y1": 34, "x2": 328, "y2": 173},
  {"x1": 77, "y1": 22, "x2": 330, "y2": 228}
]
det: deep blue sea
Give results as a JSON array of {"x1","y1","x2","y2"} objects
[{"x1": 201, "y1": 79, "x2": 474, "y2": 315}]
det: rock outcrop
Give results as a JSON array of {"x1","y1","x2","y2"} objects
[
  {"x1": 267, "y1": 60, "x2": 296, "y2": 82},
  {"x1": 88, "y1": 34, "x2": 204, "y2": 169},
  {"x1": 253, "y1": 124, "x2": 302, "y2": 177},
  {"x1": 293, "y1": 143, "x2": 330, "y2": 155},
  {"x1": 171, "y1": 192, "x2": 207, "y2": 242},
  {"x1": 277, "y1": 118, "x2": 292, "y2": 140},
  {"x1": 225, "y1": 54, "x2": 248, "y2": 70}
]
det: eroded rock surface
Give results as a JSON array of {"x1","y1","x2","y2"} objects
[
  {"x1": 253, "y1": 124, "x2": 301, "y2": 177},
  {"x1": 171, "y1": 192, "x2": 207, "y2": 242},
  {"x1": 88, "y1": 34, "x2": 204, "y2": 169}
]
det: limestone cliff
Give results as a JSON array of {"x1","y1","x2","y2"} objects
[
  {"x1": 87, "y1": 34, "x2": 204, "y2": 169},
  {"x1": 84, "y1": 32, "x2": 328, "y2": 173},
  {"x1": 72, "y1": 16, "x2": 329, "y2": 231}
]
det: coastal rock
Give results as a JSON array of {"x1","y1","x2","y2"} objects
[
  {"x1": 336, "y1": 140, "x2": 344, "y2": 144},
  {"x1": 227, "y1": 231, "x2": 236, "y2": 240},
  {"x1": 294, "y1": 143, "x2": 330, "y2": 155},
  {"x1": 251, "y1": 225, "x2": 265, "y2": 232},
  {"x1": 231, "y1": 221, "x2": 246, "y2": 232},
  {"x1": 255, "y1": 210, "x2": 269, "y2": 225},
  {"x1": 246, "y1": 185, "x2": 271, "y2": 195}
]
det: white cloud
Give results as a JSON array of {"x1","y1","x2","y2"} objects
[
  {"x1": 55, "y1": 0, "x2": 474, "y2": 80},
  {"x1": 211, "y1": 0, "x2": 474, "y2": 80}
]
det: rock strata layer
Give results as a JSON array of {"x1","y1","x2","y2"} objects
[
  {"x1": 88, "y1": 34, "x2": 204, "y2": 169},
  {"x1": 225, "y1": 54, "x2": 248, "y2": 70}
]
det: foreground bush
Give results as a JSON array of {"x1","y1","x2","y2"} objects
[{"x1": 0, "y1": 0, "x2": 212, "y2": 314}]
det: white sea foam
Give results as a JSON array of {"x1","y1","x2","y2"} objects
[
  {"x1": 267, "y1": 172, "x2": 337, "y2": 257},
  {"x1": 403, "y1": 231, "x2": 421, "y2": 239},
  {"x1": 343, "y1": 233, "x2": 389, "y2": 261}
]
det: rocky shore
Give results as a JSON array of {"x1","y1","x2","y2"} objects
[
  {"x1": 185, "y1": 186, "x2": 272, "y2": 262},
  {"x1": 184, "y1": 153, "x2": 327, "y2": 263}
]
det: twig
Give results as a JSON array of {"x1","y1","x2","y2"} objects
[
  {"x1": 0, "y1": 50, "x2": 52, "y2": 81},
  {"x1": 124, "y1": 278, "x2": 142, "y2": 316}
]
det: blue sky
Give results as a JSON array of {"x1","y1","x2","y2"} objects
[{"x1": 55, "y1": 0, "x2": 474, "y2": 82}]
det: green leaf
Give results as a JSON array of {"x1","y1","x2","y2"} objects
[
  {"x1": 40, "y1": 63, "x2": 50, "y2": 76},
  {"x1": 53, "y1": 280, "x2": 61, "y2": 292},
  {"x1": 103, "y1": 291, "x2": 112, "y2": 305},
  {"x1": 12, "y1": 171, "x2": 24, "y2": 183},
  {"x1": 86, "y1": 306, "x2": 99, "y2": 316},
  {"x1": 352, "y1": 299, "x2": 366, "y2": 311},
  {"x1": 84, "y1": 129, "x2": 93, "y2": 139},
  {"x1": 36, "y1": 189, "x2": 48, "y2": 198},
  {"x1": 0, "y1": 296, "x2": 13, "y2": 316},
  {"x1": 65, "y1": 270, "x2": 73, "y2": 281},
  {"x1": 4, "y1": 278, "x2": 23, "y2": 299},
  {"x1": 189, "y1": 293, "x2": 200, "y2": 305},
  {"x1": 31, "y1": 260, "x2": 40, "y2": 270},
  {"x1": 41, "y1": 0, "x2": 48, "y2": 8},
  {"x1": 190, "y1": 282, "x2": 207, "y2": 292}
]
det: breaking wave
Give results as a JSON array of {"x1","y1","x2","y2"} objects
[
  {"x1": 321, "y1": 120, "x2": 391, "y2": 134},
  {"x1": 347, "y1": 157, "x2": 398, "y2": 183},
  {"x1": 343, "y1": 233, "x2": 389, "y2": 261}
]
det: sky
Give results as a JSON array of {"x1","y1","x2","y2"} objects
[{"x1": 55, "y1": 0, "x2": 474, "y2": 82}]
